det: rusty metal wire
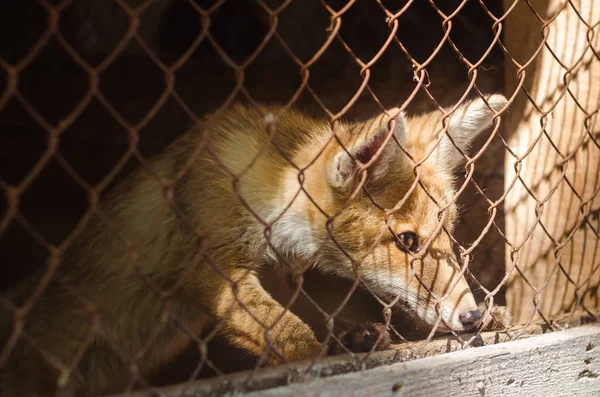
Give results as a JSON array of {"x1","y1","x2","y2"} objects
[{"x1": 0, "y1": 0, "x2": 599, "y2": 396}]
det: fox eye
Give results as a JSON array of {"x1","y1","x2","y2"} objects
[{"x1": 395, "y1": 231, "x2": 419, "y2": 253}]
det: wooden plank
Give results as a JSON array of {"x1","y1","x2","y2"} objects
[
  {"x1": 244, "y1": 324, "x2": 600, "y2": 397},
  {"x1": 106, "y1": 311, "x2": 599, "y2": 397}
]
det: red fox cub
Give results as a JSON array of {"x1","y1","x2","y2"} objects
[{"x1": 1, "y1": 94, "x2": 507, "y2": 396}]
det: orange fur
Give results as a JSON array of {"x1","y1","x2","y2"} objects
[{"x1": 1, "y1": 94, "x2": 507, "y2": 396}]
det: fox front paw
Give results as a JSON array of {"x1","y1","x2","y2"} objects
[
  {"x1": 328, "y1": 322, "x2": 392, "y2": 355},
  {"x1": 478, "y1": 303, "x2": 513, "y2": 331}
]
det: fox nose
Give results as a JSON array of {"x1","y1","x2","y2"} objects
[{"x1": 459, "y1": 309, "x2": 482, "y2": 326}]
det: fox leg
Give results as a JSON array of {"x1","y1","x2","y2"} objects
[{"x1": 192, "y1": 268, "x2": 324, "y2": 365}]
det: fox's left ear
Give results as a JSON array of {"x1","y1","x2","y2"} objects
[
  {"x1": 328, "y1": 108, "x2": 407, "y2": 191},
  {"x1": 436, "y1": 94, "x2": 508, "y2": 171}
]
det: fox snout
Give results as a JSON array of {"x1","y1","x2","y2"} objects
[
  {"x1": 414, "y1": 251, "x2": 481, "y2": 331},
  {"x1": 434, "y1": 276, "x2": 481, "y2": 331},
  {"x1": 362, "y1": 251, "x2": 481, "y2": 332},
  {"x1": 407, "y1": 245, "x2": 482, "y2": 332}
]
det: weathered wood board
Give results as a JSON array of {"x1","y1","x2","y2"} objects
[
  {"x1": 106, "y1": 311, "x2": 599, "y2": 397},
  {"x1": 245, "y1": 324, "x2": 600, "y2": 397}
]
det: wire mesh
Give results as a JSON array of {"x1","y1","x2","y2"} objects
[{"x1": 0, "y1": 0, "x2": 598, "y2": 396}]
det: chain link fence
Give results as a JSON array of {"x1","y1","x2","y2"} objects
[{"x1": 0, "y1": 0, "x2": 598, "y2": 396}]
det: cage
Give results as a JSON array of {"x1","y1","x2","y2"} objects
[{"x1": 1, "y1": 0, "x2": 599, "y2": 396}]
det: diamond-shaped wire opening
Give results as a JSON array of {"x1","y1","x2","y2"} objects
[
  {"x1": 0, "y1": 0, "x2": 48, "y2": 65},
  {"x1": 99, "y1": 44, "x2": 168, "y2": 125},
  {"x1": 18, "y1": 38, "x2": 90, "y2": 126}
]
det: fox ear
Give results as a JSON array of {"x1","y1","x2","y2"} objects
[
  {"x1": 436, "y1": 94, "x2": 507, "y2": 171},
  {"x1": 328, "y1": 108, "x2": 407, "y2": 190}
]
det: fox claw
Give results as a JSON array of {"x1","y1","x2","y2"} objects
[{"x1": 328, "y1": 322, "x2": 391, "y2": 355}]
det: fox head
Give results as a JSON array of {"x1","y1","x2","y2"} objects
[{"x1": 302, "y1": 94, "x2": 507, "y2": 332}]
